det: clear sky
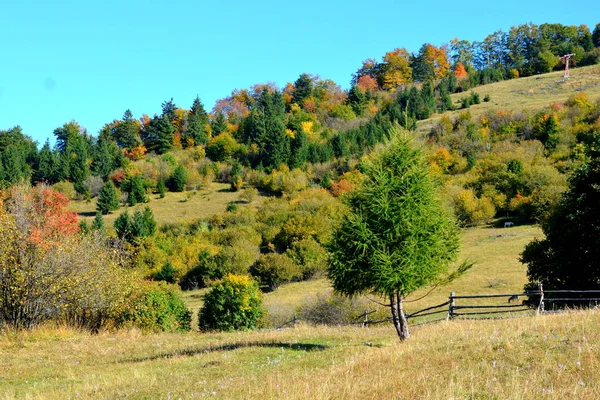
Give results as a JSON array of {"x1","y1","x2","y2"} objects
[{"x1": 0, "y1": 0, "x2": 597, "y2": 145}]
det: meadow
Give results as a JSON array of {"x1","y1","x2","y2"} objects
[
  {"x1": 1, "y1": 223, "x2": 559, "y2": 399},
  {"x1": 2, "y1": 309, "x2": 599, "y2": 399},
  {"x1": 417, "y1": 64, "x2": 600, "y2": 135}
]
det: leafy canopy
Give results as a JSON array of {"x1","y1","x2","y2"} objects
[{"x1": 328, "y1": 129, "x2": 459, "y2": 298}]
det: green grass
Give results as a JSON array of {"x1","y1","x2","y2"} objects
[
  {"x1": 417, "y1": 64, "x2": 600, "y2": 136},
  {"x1": 69, "y1": 182, "x2": 267, "y2": 227}
]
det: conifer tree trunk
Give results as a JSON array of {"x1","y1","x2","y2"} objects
[{"x1": 390, "y1": 292, "x2": 410, "y2": 341}]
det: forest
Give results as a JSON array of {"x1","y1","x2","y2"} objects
[{"x1": 1, "y1": 21, "x2": 600, "y2": 333}]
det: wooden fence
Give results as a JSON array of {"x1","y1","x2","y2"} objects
[{"x1": 278, "y1": 284, "x2": 600, "y2": 329}]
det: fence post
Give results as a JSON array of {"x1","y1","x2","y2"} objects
[
  {"x1": 363, "y1": 310, "x2": 369, "y2": 327},
  {"x1": 447, "y1": 292, "x2": 455, "y2": 320},
  {"x1": 536, "y1": 284, "x2": 544, "y2": 315}
]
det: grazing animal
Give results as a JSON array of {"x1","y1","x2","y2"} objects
[
  {"x1": 504, "y1": 221, "x2": 514, "y2": 228},
  {"x1": 508, "y1": 295, "x2": 519, "y2": 303}
]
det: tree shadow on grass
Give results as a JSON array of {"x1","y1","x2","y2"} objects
[{"x1": 119, "y1": 341, "x2": 327, "y2": 363}]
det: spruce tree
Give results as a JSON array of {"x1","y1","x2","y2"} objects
[
  {"x1": 114, "y1": 109, "x2": 141, "y2": 149},
  {"x1": 292, "y1": 73, "x2": 313, "y2": 105},
  {"x1": 169, "y1": 165, "x2": 187, "y2": 192},
  {"x1": 125, "y1": 175, "x2": 147, "y2": 206},
  {"x1": 211, "y1": 112, "x2": 228, "y2": 136},
  {"x1": 114, "y1": 210, "x2": 131, "y2": 241},
  {"x1": 91, "y1": 211, "x2": 106, "y2": 235},
  {"x1": 142, "y1": 206, "x2": 157, "y2": 236},
  {"x1": 157, "y1": 179, "x2": 166, "y2": 198},
  {"x1": 96, "y1": 181, "x2": 120, "y2": 214},
  {"x1": 185, "y1": 96, "x2": 210, "y2": 146}
]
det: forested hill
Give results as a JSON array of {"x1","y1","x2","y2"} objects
[{"x1": 1, "y1": 21, "x2": 600, "y2": 209}]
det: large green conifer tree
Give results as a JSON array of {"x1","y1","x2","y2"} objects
[{"x1": 328, "y1": 128, "x2": 461, "y2": 341}]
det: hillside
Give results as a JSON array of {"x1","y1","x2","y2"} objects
[
  {"x1": 2, "y1": 310, "x2": 599, "y2": 399},
  {"x1": 417, "y1": 64, "x2": 600, "y2": 135},
  {"x1": 67, "y1": 64, "x2": 600, "y2": 229},
  {"x1": 182, "y1": 224, "x2": 542, "y2": 328}
]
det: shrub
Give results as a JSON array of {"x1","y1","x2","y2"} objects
[
  {"x1": 198, "y1": 274, "x2": 264, "y2": 331},
  {"x1": 226, "y1": 201, "x2": 238, "y2": 213},
  {"x1": 51, "y1": 181, "x2": 77, "y2": 200},
  {"x1": 250, "y1": 253, "x2": 301, "y2": 291},
  {"x1": 239, "y1": 187, "x2": 258, "y2": 203},
  {"x1": 286, "y1": 239, "x2": 328, "y2": 280},
  {"x1": 299, "y1": 294, "x2": 372, "y2": 326},
  {"x1": 157, "y1": 179, "x2": 166, "y2": 198},
  {"x1": 0, "y1": 185, "x2": 132, "y2": 331},
  {"x1": 122, "y1": 175, "x2": 147, "y2": 206},
  {"x1": 119, "y1": 281, "x2": 191, "y2": 332},
  {"x1": 96, "y1": 180, "x2": 120, "y2": 214},
  {"x1": 83, "y1": 175, "x2": 105, "y2": 198},
  {"x1": 169, "y1": 165, "x2": 187, "y2": 192}
]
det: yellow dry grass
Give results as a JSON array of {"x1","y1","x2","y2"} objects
[
  {"x1": 2, "y1": 310, "x2": 599, "y2": 399},
  {"x1": 417, "y1": 64, "x2": 600, "y2": 136}
]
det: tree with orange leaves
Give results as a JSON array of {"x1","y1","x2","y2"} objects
[
  {"x1": 380, "y1": 48, "x2": 413, "y2": 90},
  {"x1": 413, "y1": 43, "x2": 450, "y2": 81},
  {"x1": 453, "y1": 62, "x2": 468, "y2": 78}
]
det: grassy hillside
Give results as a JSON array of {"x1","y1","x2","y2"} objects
[
  {"x1": 69, "y1": 182, "x2": 267, "y2": 226},
  {"x1": 181, "y1": 224, "x2": 542, "y2": 329},
  {"x1": 417, "y1": 64, "x2": 600, "y2": 135},
  {"x1": 2, "y1": 310, "x2": 599, "y2": 399}
]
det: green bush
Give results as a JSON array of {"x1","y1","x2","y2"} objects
[
  {"x1": 286, "y1": 239, "x2": 328, "y2": 280},
  {"x1": 119, "y1": 281, "x2": 191, "y2": 332},
  {"x1": 96, "y1": 180, "x2": 120, "y2": 214},
  {"x1": 157, "y1": 179, "x2": 166, "y2": 198},
  {"x1": 169, "y1": 165, "x2": 187, "y2": 192},
  {"x1": 250, "y1": 253, "x2": 301, "y2": 291},
  {"x1": 198, "y1": 274, "x2": 264, "y2": 331},
  {"x1": 122, "y1": 175, "x2": 147, "y2": 206}
]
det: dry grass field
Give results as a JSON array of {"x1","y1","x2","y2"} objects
[{"x1": 2, "y1": 310, "x2": 599, "y2": 399}]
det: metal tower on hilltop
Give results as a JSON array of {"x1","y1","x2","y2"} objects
[{"x1": 560, "y1": 54, "x2": 576, "y2": 79}]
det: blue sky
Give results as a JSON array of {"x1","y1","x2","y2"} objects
[{"x1": 0, "y1": 0, "x2": 597, "y2": 144}]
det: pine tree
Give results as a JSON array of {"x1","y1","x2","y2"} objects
[
  {"x1": 96, "y1": 181, "x2": 120, "y2": 214},
  {"x1": 211, "y1": 112, "x2": 228, "y2": 136},
  {"x1": 185, "y1": 96, "x2": 210, "y2": 146},
  {"x1": 114, "y1": 210, "x2": 131, "y2": 241},
  {"x1": 292, "y1": 73, "x2": 313, "y2": 105},
  {"x1": 91, "y1": 211, "x2": 106, "y2": 235},
  {"x1": 157, "y1": 179, "x2": 166, "y2": 198},
  {"x1": 169, "y1": 165, "x2": 187, "y2": 192}
]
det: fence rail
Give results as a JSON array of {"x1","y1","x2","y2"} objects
[{"x1": 276, "y1": 284, "x2": 600, "y2": 330}]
